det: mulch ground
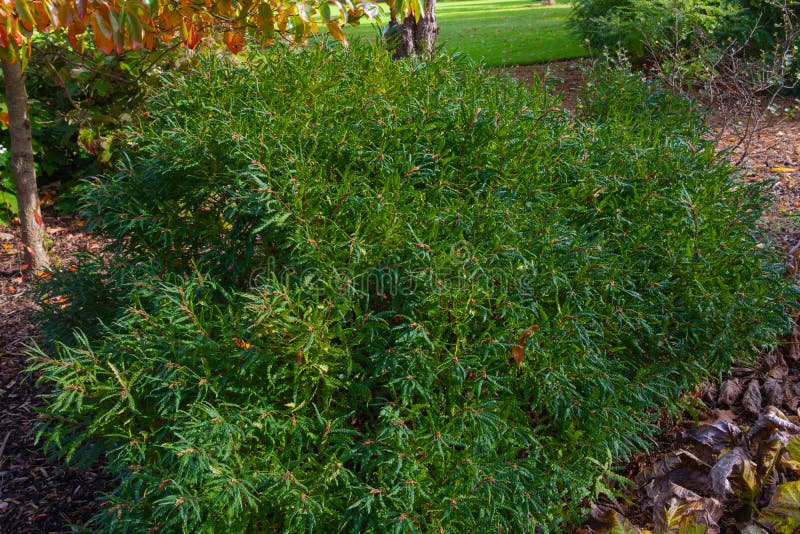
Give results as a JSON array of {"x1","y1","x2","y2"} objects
[
  {"x1": 1, "y1": 218, "x2": 110, "y2": 533},
  {"x1": 3, "y1": 61, "x2": 800, "y2": 532}
]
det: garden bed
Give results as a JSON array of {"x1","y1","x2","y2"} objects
[{"x1": 2, "y1": 58, "x2": 800, "y2": 532}]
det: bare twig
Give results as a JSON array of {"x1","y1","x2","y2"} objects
[{"x1": 0, "y1": 431, "x2": 11, "y2": 462}]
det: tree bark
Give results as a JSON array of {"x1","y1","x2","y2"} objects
[
  {"x1": 392, "y1": 0, "x2": 439, "y2": 59},
  {"x1": 2, "y1": 59, "x2": 48, "y2": 272}
]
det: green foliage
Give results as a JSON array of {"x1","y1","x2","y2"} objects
[
  {"x1": 0, "y1": 32, "x2": 179, "y2": 200},
  {"x1": 0, "y1": 146, "x2": 17, "y2": 225},
  {"x1": 720, "y1": 0, "x2": 799, "y2": 52},
  {"x1": 571, "y1": 0, "x2": 772, "y2": 60},
  {"x1": 31, "y1": 42, "x2": 792, "y2": 532},
  {"x1": 33, "y1": 253, "x2": 129, "y2": 343}
]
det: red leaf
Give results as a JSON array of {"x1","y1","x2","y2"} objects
[
  {"x1": 66, "y1": 23, "x2": 88, "y2": 53},
  {"x1": 181, "y1": 18, "x2": 200, "y2": 48},
  {"x1": 90, "y1": 12, "x2": 115, "y2": 54}
]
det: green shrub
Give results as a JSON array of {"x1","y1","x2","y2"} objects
[
  {"x1": 0, "y1": 153, "x2": 17, "y2": 226},
  {"x1": 31, "y1": 42, "x2": 792, "y2": 532},
  {"x1": 572, "y1": 0, "x2": 753, "y2": 60},
  {"x1": 719, "y1": 0, "x2": 798, "y2": 52}
]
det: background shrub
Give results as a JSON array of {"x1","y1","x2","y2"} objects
[
  {"x1": 572, "y1": 0, "x2": 741, "y2": 59},
  {"x1": 31, "y1": 42, "x2": 792, "y2": 532},
  {"x1": 571, "y1": 0, "x2": 800, "y2": 163},
  {"x1": 571, "y1": 0, "x2": 797, "y2": 63}
]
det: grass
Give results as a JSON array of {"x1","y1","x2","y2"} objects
[{"x1": 347, "y1": 0, "x2": 588, "y2": 66}]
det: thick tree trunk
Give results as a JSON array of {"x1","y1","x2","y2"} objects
[
  {"x1": 2, "y1": 59, "x2": 48, "y2": 273},
  {"x1": 392, "y1": 0, "x2": 439, "y2": 59}
]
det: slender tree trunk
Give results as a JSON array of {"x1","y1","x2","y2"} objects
[
  {"x1": 392, "y1": 0, "x2": 439, "y2": 59},
  {"x1": 542, "y1": 0, "x2": 556, "y2": 5},
  {"x1": 2, "y1": 59, "x2": 48, "y2": 272}
]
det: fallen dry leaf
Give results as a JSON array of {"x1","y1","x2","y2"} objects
[
  {"x1": 232, "y1": 337, "x2": 251, "y2": 350},
  {"x1": 764, "y1": 377, "x2": 785, "y2": 407},
  {"x1": 743, "y1": 379, "x2": 763, "y2": 417},
  {"x1": 717, "y1": 379, "x2": 744, "y2": 407},
  {"x1": 510, "y1": 326, "x2": 538, "y2": 366}
]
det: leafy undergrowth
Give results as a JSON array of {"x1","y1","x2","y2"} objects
[
  {"x1": 586, "y1": 334, "x2": 800, "y2": 533},
  {"x1": 28, "y1": 43, "x2": 795, "y2": 532}
]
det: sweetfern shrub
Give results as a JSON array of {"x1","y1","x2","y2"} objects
[{"x1": 30, "y1": 43, "x2": 793, "y2": 532}]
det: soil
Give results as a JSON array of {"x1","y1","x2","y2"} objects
[{"x1": 2, "y1": 61, "x2": 800, "y2": 532}]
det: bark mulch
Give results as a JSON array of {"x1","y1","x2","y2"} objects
[{"x1": 1, "y1": 217, "x2": 110, "y2": 533}]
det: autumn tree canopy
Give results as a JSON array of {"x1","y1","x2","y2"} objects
[
  {"x1": 0, "y1": 0, "x2": 383, "y2": 61},
  {"x1": 0, "y1": 0, "x2": 386, "y2": 272}
]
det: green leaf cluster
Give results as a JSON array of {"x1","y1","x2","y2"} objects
[
  {"x1": 0, "y1": 147, "x2": 17, "y2": 226},
  {"x1": 0, "y1": 32, "x2": 184, "y2": 205},
  {"x1": 31, "y1": 41, "x2": 793, "y2": 532},
  {"x1": 571, "y1": 0, "x2": 792, "y2": 61}
]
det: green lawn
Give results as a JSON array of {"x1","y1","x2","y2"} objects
[{"x1": 347, "y1": 0, "x2": 588, "y2": 66}]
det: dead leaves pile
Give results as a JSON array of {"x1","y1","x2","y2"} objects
[{"x1": 585, "y1": 333, "x2": 800, "y2": 533}]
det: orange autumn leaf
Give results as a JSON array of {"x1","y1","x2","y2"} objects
[
  {"x1": 0, "y1": 112, "x2": 8, "y2": 126},
  {"x1": 324, "y1": 20, "x2": 346, "y2": 44},
  {"x1": 511, "y1": 344, "x2": 525, "y2": 366},
  {"x1": 223, "y1": 31, "x2": 244, "y2": 53},
  {"x1": 0, "y1": 0, "x2": 379, "y2": 70},
  {"x1": 232, "y1": 337, "x2": 251, "y2": 350},
  {"x1": 2, "y1": 243, "x2": 12, "y2": 250},
  {"x1": 510, "y1": 326, "x2": 539, "y2": 367},
  {"x1": 180, "y1": 18, "x2": 200, "y2": 48}
]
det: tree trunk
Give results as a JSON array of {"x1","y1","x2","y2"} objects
[
  {"x1": 392, "y1": 0, "x2": 439, "y2": 59},
  {"x1": 542, "y1": 0, "x2": 556, "y2": 5},
  {"x1": 2, "y1": 59, "x2": 48, "y2": 273}
]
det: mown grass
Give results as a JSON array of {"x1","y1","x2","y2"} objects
[{"x1": 347, "y1": 0, "x2": 588, "y2": 66}]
